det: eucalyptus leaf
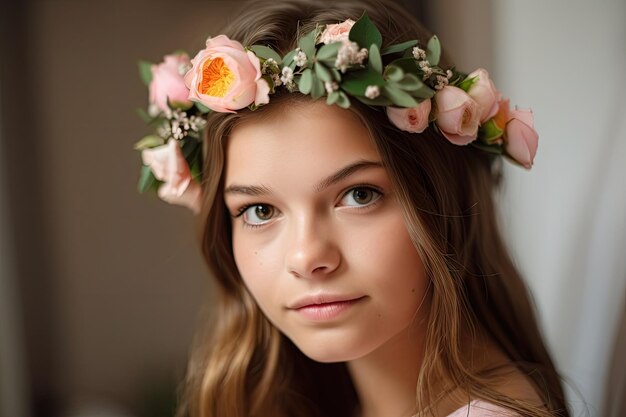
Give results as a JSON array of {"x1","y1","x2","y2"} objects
[
  {"x1": 134, "y1": 135, "x2": 165, "y2": 150},
  {"x1": 317, "y1": 42, "x2": 342, "y2": 61},
  {"x1": 194, "y1": 101, "x2": 211, "y2": 114},
  {"x1": 327, "y1": 91, "x2": 340, "y2": 105},
  {"x1": 315, "y1": 63, "x2": 333, "y2": 82},
  {"x1": 248, "y1": 45, "x2": 282, "y2": 64},
  {"x1": 298, "y1": 29, "x2": 317, "y2": 61},
  {"x1": 282, "y1": 50, "x2": 296, "y2": 67},
  {"x1": 426, "y1": 35, "x2": 441, "y2": 66},
  {"x1": 341, "y1": 68, "x2": 385, "y2": 95},
  {"x1": 331, "y1": 68, "x2": 342, "y2": 82},
  {"x1": 389, "y1": 57, "x2": 419, "y2": 75},
  {"x1": 355, "y1": 95, "x2": 393, "y2": 106},
  {"x1": 383, "y1": 85, "x2": 418, "y2": 107},
  {"x1": 310, "y1": 74, "x2": 325, "y2": 99},
  {"x1": 138, "y1": 61, "x2": 153, "y2": 86},
  {"x1": 298, "y1": 68, "x2": 313, "y2": 94},
  {"x1": 136, "y1": 107, "x2": 153, "y2": 123},
  {"x1": 409, "y1": 84, "x2": 436, "y2": 100},
  {"x1": 137, "y1": 165, "x2": 160, "y2": 194},
  {"x1": 384, "y1": 65, "x2": 404, "y2": 82},
  {"x1": 369, "y1": 44, "x2": 383, "y2": 73},
  {"x1": 394, "y1": 73, "x2": 425, "y2": 91},
  {"x1": 336, "y1": 91, "x2": 351, "y2": 109},
  {"x1": 381, "y1": 40, "x2": 418, "y2": 56},
  {"x1": 349, "y1": 11, "x2": 382, "y2": 49}
]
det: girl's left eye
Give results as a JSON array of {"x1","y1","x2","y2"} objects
[{"x1": 339, "y1": 186, "x2": 383, "y2": 208}]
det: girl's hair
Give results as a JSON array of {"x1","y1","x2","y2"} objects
[{"x1": 177, "y1": 1, "x2": 570, "y2": 416}]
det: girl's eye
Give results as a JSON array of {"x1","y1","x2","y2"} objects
[
  {"x1": 239, "y1": 204, "x2": 276, "y2": 227},
  {"x1": 340, "y1": 186, "x2": 382, "y2": 207}
]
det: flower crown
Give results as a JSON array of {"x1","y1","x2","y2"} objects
[{"x1": 135, "y1": 12, "x2": 538, "y2": 213}]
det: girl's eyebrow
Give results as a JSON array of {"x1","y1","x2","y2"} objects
[{"x1": 224, "y1": 160, "x2": 383, "y2": 197}]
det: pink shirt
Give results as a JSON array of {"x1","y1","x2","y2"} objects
[{"x1": 447, "y1": 400, "x2": 521, "y2": 416}]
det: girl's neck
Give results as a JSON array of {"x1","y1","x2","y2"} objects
[{"x1": 347, "y1": 324, "x2": 427, "y2": 417}]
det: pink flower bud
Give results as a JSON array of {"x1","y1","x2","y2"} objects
[
  {"x1": 141, "y1": 139, "x2": 202, "y2": 213},
  {"x1": 386, "y1": 100, "x2": 432, "y2": 133},
  {"x1": 466, "y1": 68, "x2": 501, "y2": 122},
  {"x1": 434, "y1": 86, "x2": 480, "y2": 145},
  {"x1": 505, "y1": 108, "x2": 539, "y2": 169},
  {"x1": 318, "y1": 19, "x2": 355, "y2": 45},
  {"x1": 149, "y1": 54, "x2": 193, "y2": 113}
]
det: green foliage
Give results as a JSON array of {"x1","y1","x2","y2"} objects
[
  {"x1": 138, "y1": 61, "x2": 153, "y2": 86},
  {"x1": 317, "y1": 42, "x2": 341, "y2": 62},
  {"x1": 134, "y1": 135, "x2": 165, "y2": 150},
  {"x1": 381, "y1": 40, "x2": 418, "y2": 56},
  {"x1": 298, "y1": 29, "x2": 317, "y2": 63},
  {"x1": 426, "y1": 36, "x2": 441, "y2": 66},
  {"x1": 298, "y1": 69, "x2": 313, "y2": 94},
  {"x1": 349, "y1": 11, "x2": 382, "y2": 49},
  {"x1": 310, "y1": 74, "x2": 325, "y2": 99},
  {"x1": 314, "y1": 63, "x2": 333, "y2": 82},
  {"x1": 369, "y1": 44, "x2": 383, "y2": 73},
  {"x1": 137, "y1": 165, "x2": 160, "y2": 194},
  {"x1": 341, "y1": 68, "x2": 385, "y2": 96},
  {"x1": 248, "y1": 45, "x2": 282, "y2": 64},
  {"x1": 194, "y1": 101, "x2": 211, "y2": 114},
  {"x1": 458, "y1": 76, "x2": 478, "y2": 92},
  {"x1": 479, "y1": 119, "x2": 505, "y2": 144},
  {"x1": 383, "y1": 85, "x2": 418, "y2": 107}
]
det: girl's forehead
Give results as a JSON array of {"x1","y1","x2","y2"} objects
[{"x1": 224, "y1": 101, "x2": 380, "y2": 183}]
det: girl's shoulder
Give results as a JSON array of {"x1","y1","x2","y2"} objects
[{"x1": 446, "y1": 399, "x2": 522, "y2": 416}]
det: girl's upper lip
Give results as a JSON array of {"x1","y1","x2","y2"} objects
[{"x1": 288, "y1": 293, "x2": 366, "y2": 309}]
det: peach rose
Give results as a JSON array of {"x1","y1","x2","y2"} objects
[
  {"x1": 466, "y1": 68, "x2": 500, "y2": 122},
  {"x1": 434, "y1": 86, "x2": 481, "y2": 145},
  {"x1": 149, "y1": 53, "x2": 192, "y2": 113},
  {"x1": 386, "y1": 100, "x2": 432, "y2": 133},
  {"x1": 318, "y1": 19, "x2": 355, "y2": 44},
  {"x1": 505, "y1": 107, "x2": 538, "y2": 169},
  {"x1": 184, "y1": 35, "x2": 270, "y2": 113},
  {"x1": 142, "y1": 139, "x2": 202, "y2": 213}
]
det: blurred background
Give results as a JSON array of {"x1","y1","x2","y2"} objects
[{"x1": 0, "y1": 0, "x2": 624, "y2": 416}]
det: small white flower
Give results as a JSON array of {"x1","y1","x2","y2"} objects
[
  {"x1": 365, "y1": 85, "x2": 380, "y2": 99},
  {"x1": 446, "y1": 69, "x2": 453, "y2": 79},
  {"x1": 419, "y1": 61, "x2": 433, "y2": 79},
  {"x1": 335, "y1": 42, "x2": 369, "y2": 73},
  {"x1": 148, "y1": 103, "x2": 161, "y2": 117},
  {"x1": 325, "y1": 81, "x2": 339, "y2": 94},
  {"x1": 280, "y1": 66, "x2": 294, "y2": 84},
  {"x1": 412, "y1": 47, "x2": 426, "y2": 60},
  {"x1": 261, "y1": 58, "x2": 279, "y2": 74},
  {"x1": 272, "y1": 73, "x2": 282, "y2": 87},
  {"x1": 294, "y1": 49, "x2": 308, "y2": 67},
  {"x1": 435, "y1": 75, "x2": 449, "y2": 90}
]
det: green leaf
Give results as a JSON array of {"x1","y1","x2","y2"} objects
[
  {"x1": 137, "y1": 107, "x2": 153, "y2": 123},
  {"x1": 426, "y1": 35, "x2": 441, "y2": 66},
  {"x1": 298, "y1": 29, "x2": 317, "y2": 61},
  {"x1": 138, "y1": 60, "x2": 153, "y2": 86},
  {"x1": 478, "y1": 119, "x2": 505, "y2": 144},
  {"x1": 327, "y1": 91, "x2": 340, "y2": 105},
  {"x1": 383, "y1": 85, "x2": 418, "y2": 107},
  {"x1": 393, "y1": 73, "x2": 425, "y2": 91},
  {"x1": 248, "y1": 45, "x2": 282, "y2": 64},
  {"x1": 340, "y1": 68, "x2": 385, "y2": 96},
  {"x1": 317, "y1": 42, "x2": 341, "y2": 61},
  {"x1": 384, "y1": 65, "x2": 404, "y2": 82},
  {"x1": 194, "y1": 101, "x2": 211, "y2": 114},
  {"x1": 349, "y1": 11, "x2": 382, "y2": 49},
  {"x1": 298, "y1": 68, "x2": 313, "y2": 94},
  {"x1": 134, "y1": 135, "x2": 165, "y2": 150},
  {"x1": 336, "y1": 91, "x2": 351, "y2": 109},
  {"x1": 369, "y1": 44, "x2": 383, "y2": 73},
  {"x1": 314, "y1": 63, "x2": 333, "y2": 82},
  {"x1": 381, "y1": 40, "x2": 418, "y2": 56},
  {"x1": 389, "y1": 57, "x2": 419, "y2": 75},
  {"x1": 310, "y1": 74, "x2": 325, "y2": 99},
  {"x1": 355, "y1": 95, "x2": 393, "y2": 106},
  {"x1": 138, "y1": 165, "x2": 160, "y2": 194},
  {"x1": 409, "y1": 84, "x2": 436, "y2": 100},
  {"x1": 458, "y1": 75, "x2": 478, "y2": 92},
  {"x1": 282, "y1": 50, "x2": 296, "y2": 67}
]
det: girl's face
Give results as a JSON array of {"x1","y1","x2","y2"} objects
[{"x1": 223, "y1": 101, "x2": 429, "y2": 363}]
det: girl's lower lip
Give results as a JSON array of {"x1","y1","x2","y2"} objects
[{"x1": 294, "y1": 297, "x2": 364, "y2": 321}]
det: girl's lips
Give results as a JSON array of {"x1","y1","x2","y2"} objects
[{"x1": 291, "y1": 296, "x2": 366, "y2": 321}]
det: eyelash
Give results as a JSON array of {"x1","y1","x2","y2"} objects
[{"x1": 233, "y1": 184, "x2": 384, "y2": 230}]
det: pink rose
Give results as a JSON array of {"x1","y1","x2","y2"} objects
[
  {"x1": 504, "y1": 107, "x2": 538, "y2": 169},
  {"x1": 149, "y1": 54, "x2": 193, "y2": 113},
  {"x1": 386, "y1": 100, "x2": 432, "y2": 133},
  {"x1": 318, "y1": 19, "x2": 355, "y2": 44},
  {"x1": 141, "y1": 139, "x2": 202, "y2": 213},
  {"x1": 184, "y1": 35, "x2": 270, "y2": 113},
  {"x1": 434, "y1": 86, "x2": 481, "y2": 145},
  {"x1": 466, "y1": 68, "x2": 500, "y2": 122}
]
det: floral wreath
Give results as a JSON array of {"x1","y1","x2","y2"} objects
[{"x1": 135, "y1": 12, "x2": 538, "y2": 213}]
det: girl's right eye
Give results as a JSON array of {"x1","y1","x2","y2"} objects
[{"x1": 236, "y1": 204, "x2": 276, "y2": 228}]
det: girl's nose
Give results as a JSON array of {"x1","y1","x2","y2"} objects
[{"x1": 285, "y1": 215, "x2": 341, "y2": 280}]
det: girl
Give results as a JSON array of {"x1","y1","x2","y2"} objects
[{"x1": 137, "y1": 0, "x2": 569, "y2": 415}]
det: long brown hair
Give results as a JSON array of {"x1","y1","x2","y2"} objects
[{"x1": 176, "y1": 1, "x2": 570, "y2": 416}]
